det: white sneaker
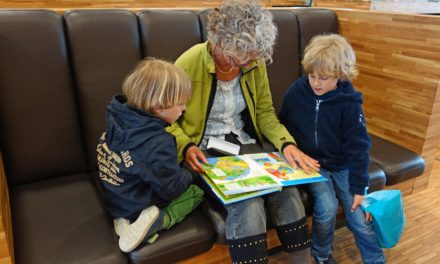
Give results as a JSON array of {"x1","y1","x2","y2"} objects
[
  {"x1": 118, "y1": 206, "x2": 160, "y2": 253},
  {"x1": 113, "y1": 218, "x2": 130, "y2": 237}
]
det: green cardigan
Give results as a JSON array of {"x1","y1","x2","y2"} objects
[{"x1": 168, "y1": 42, "x2": 295, "y2": 162}]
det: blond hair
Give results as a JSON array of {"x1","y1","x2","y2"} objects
[
  {"x1": 122, "y1": 58, "x2": 191, "y2": 113},
  {"x1": 302, "y1": 34, "x2": 358, "y2": 81}
]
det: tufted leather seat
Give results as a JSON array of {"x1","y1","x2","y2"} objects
[{"x1": 0, "y1": 8, "x2": 423, "y2": 263}]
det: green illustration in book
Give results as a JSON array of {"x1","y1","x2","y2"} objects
[
  {"x1": 200, "y1": 152, "x2": 326, "y2": 204},
  {"x1": 249, "y1": 152, "x2": 321, "y2": 181},
  {"x1": 199, "y1": 173, "x2": 281, "y2": 205},
  {"x1": 202, "y1": 156, "x2": 280, "y2": 196},
  {"x1": 217, "y1": 175, "x2": 279, "y2": 194},
  {"x1": 203, "y1": 156, "x2": 250, "y2": 180}
]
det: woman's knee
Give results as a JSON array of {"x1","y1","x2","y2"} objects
[
  {"x1": 282, "y1": 186, "x2": 302, "y2": 200},
  {"x1": 286, "y1": 187, "x2": 306, "y2": 212},
  {"x1": 225, "y1": 197, "x2": 266, "y2": 239},
  {"x1": 268, "y1": 187, "x2": 302, "y2": 207},
  {"x1": 267, "y1": 187, "x2": 306, "y2": 225},
  {"x1": 227, "y1": 196, "x2": 265, "y2": 216}
]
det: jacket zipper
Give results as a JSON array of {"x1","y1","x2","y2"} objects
[{"x1": 314, "y1": 99, "x2": 321, "y2": 148}]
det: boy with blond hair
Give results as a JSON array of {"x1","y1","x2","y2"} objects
[
  {"x1": 279, "y1": 34, "x2": 385, "y2": 264},
  {"x1": 97, "y1": 58, "x2": 203, "y2": 253}
]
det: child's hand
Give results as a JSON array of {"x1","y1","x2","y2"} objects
[
  {"x1": 283, "y1": 144, "x2": 320, "y2": 174},
  {"x1": 352, "y1": 194, "x2": 372, "y2": 222},
  {"x1": 185, "y1": 146, "x2": 208, "y2": 173}
]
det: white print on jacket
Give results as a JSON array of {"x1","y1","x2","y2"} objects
[
  {"x1": 359, "y1": 113, "x2": 366, "y2": 127},
  {"x1": 97, "y1": 133, "x2": 133, "y2": 186}
]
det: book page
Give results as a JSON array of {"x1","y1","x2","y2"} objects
[
  {"x1": 200, "y1": 152, "x2": 326, "y2": 203},
  {"x1": 245, "y1": 152, "x2": 326, "y2": 186},
  {"x1": 202, "y1": 155, "x2": 281, "y2": 195},
  {"x1": 199, "y1": 173, "x2": 281, "y2": 204}
]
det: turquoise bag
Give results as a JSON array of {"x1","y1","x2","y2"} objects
[{"x1": 361, "y1": 190, "x2": 406, "y2": 248}]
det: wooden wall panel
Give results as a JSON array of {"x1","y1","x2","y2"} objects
[
  {"x1": 335, "y1": 9, "x2": 440, "y2": 192},
  {"x1": 0, "y1": 153, "x2": 13, "y2": 264},
  {"x1": 414, "y1": 81, "x2": 440, "y2": 192},
  {"x1": 313, "y1": 0, "x2": 370, "y2": 10},
  {"x1": 437, "y1": 141, "x2": 440, "y2": 159},
  {"x1": 0, "y1": 0, "x2": 218, "y2": 8},
  {"x1": 0, "y1": 0, "x2": 308, "y2": 8},
  {"x1": 268, "y1": 0, "x2": 309, "y2": 6}
]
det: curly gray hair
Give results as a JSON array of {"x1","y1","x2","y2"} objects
[{"x1": 207, "y1": 0, "x2": 277, "y2": 64}]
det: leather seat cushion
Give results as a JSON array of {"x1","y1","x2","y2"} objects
[
  {"x1": 128, "y1": 209, "x2": 214, "y2": 264},
  {"x1": 11, "y1": 173, "x2": 125, "y2": 264},
  {"x1": 367, "y1": 162, "x2": 387, "y2": 193},
  {"x1": 369, "y1": 134, "x2": 425, "y2": 185}
]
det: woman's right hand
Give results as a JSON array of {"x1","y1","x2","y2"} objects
[{"x1": 185, "y1": 145, "x2": 208, "y2": 173}]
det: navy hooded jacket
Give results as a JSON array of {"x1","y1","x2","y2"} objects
[
  {"x1": 279, "y1": 77, "x2": 371, "y2": 195},
  {"x1": 97, "y1": 95, "x2": 192, "y2": 220}
]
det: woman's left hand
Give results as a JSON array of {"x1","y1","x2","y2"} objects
[
  {"x1": 351, "y1": 194, "x2": 372, "y2": 221},
  {"x1": 283, "y1": 144, "x2": 320, "y2": 174}
]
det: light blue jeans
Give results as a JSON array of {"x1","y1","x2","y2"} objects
[
  {"x1": 307, "y1": 168, "x2": 385, "y2": 264},
  {"x1": 224, "y1": 186, "x2": 305, "y2": 239}
]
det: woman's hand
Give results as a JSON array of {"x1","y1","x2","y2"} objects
[
  {"x1": 185, "y1": 145, "x2": 208, "y2": 173},
  {"x1": 352, "y1": 194, "x2": 372, "y2": 222},
  {"x1": 283, "y1": 144, "x2": 320, "y2": 174}
]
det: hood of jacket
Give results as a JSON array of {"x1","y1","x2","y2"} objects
[{"x1": 105, "y1": 95, "x2": 167, "y2": 151}]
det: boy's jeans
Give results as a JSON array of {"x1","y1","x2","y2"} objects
[
  {"x1": 307, "y1": 168, "x2": 385, "y2": 264},
  {"x1": 224, "y1": 186, "x2": 305, "y2": 239}
]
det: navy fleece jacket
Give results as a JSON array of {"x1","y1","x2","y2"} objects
[
  {"x1": 97, "y1": 95, "x2": 192, "y2": 220},
  {"x1": 279, "y1": 77, "x2": 371, "y2": 195}
]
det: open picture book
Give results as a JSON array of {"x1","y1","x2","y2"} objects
[{"x1": 200, "y1": 152, "x2": 327, "y2": 204}]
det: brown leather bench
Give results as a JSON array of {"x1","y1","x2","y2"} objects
[
  {"x1": 0, "y1": 8, "x2": 423, "y2": 263},
  {"x1": 0, "y1": 9, "x2": 214, "y2": 264}
]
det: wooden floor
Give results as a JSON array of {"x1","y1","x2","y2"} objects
[
  {"x1": 330, "y1": 159, "x2": 440, "y2": 264},
  {"x1": 181, "y1": 158, "x2": 440, "y2": 263}
]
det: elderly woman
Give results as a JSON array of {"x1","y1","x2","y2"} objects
[{"x1": 169, "y1": 0, "x2": 319, "y2": 263}]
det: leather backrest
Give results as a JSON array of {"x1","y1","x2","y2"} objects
[
  {"x1": 0, "y1": 10, "x2": 86, "y2": 186},
  {"x1": 293, "y1": 8, "x2": 338, "y2": 74},
  {"x1": 0, "y1": 8, "x2": 338, "y2": 184},
  {"x1": 138, "y1": 10, "x2": 202, "y2": 61},
  {"x1": 64, "y1": 10, "x2": 141, "y2": 170},
  {"x1": 267, "y1": 10, "x2": 301, "y2": 113},
  {"x1": 198, "y1": 9, "x2": 209, "y2": 41}
]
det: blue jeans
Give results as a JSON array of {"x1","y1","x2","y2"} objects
[
  {"x1": 308, "y1": 168, "x2": 385, "y2": 264},
  {"x1": 225, "y1": 186, "x2": 305, "y2": 239}
]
